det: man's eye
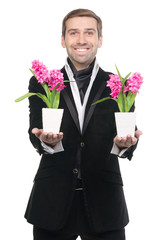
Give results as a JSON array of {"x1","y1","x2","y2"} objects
[
  {"x1": 87, "y1": 31, "x2": 94, "y2": 36},
  {"x1": 70, "y1": 32, "x2": 77, "y2": 36}
]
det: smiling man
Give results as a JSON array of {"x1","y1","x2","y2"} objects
[
  {"x1": 61, "y1": 16, "x2": 102, "y2": 70},
  {"x1": 25, "y1": 9, "x2": 142, "y2": 240}
]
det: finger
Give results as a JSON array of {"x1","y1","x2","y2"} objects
[
  {"x1": 114, "y1": 137, "x2": 126, "y2": 148},
  {"x1": 41, "y1": 132, "x2": 54, "y2": 142},
  {"x1": 50, "y1": 132, "x2": 63, "y2": 140},
  {"x1": 119, "y1": 137, "x2": 127, "y2": 145},
  {"x1": 125, "y1": 135, "x2": 133, "y2": 147},
  {"x1": 114, "y1": 136, "x2": 122, "y2": 144},
  {"x1": 57, "y1": 132, "x2": 64, "y2": 139},
  {"x1": 135, "y1": 130, "x2": 143, "y2": 139},
  {"x1": 47, "y1": 133, "x2": 54, "y2": 141},
  {"x1": 32, "y1": 128, "x2": 43, "y2": 138},
  {"x1": 125, "y1": 135, "x2": 137, "y2": 147},
  {"x1": 32, "y1": 128, "x2": 39, "y2": 134},
  {"x1": 131, "y1": 137, "x2": 137, "y2": 145}
]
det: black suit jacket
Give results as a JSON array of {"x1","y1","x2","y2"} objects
[{"x1": 25, "y1": 67, "x2": 137, "y2": 232}]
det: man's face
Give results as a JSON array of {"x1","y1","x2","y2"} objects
[{"x1": 61, "y1": 17, "x2": 103, "y2": 70}]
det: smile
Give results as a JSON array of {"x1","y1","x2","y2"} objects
[{"x1": 74, "y1": 48, "x2": 89, "y2": 52}]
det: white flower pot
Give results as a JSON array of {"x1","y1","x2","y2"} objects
[
  {"x1": 42, "y1": 108, "x2": 64, "y2": 133},
  {"x1": 115, "y1": 112, "x2": 136, "y2": 137}
]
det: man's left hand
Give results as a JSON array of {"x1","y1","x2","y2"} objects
[{"x1": 114, "y1": 130, "x2": 143, "y2": 149}]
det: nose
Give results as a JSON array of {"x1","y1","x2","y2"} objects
[{"x1": 77, "y1": 32, "x2": 86, "y2": 45}]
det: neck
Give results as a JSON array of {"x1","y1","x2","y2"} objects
[{"x1": 68, "y1": 58, "x2": 95, "y2": 71}]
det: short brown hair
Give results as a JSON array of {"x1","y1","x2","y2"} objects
[{"x1": 62, "y1": 8, "x2": 102, "y2": 38}]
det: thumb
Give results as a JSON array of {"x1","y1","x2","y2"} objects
[
  {"x1": 135, "y1": 130, "x2": 143, "y2": 139},
  {"x1": 32, "y1": 128, "x2": 43, "y2": 138}
]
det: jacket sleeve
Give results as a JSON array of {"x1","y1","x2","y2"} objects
[
  {"x1": 120, "y1": 141, "x2": 138, "y2": 160},
  {"x1": 28, "y1": 76, "x2": 46, "y2": 155}
]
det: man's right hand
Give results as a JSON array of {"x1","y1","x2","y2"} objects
[{"x1": 32, "y1": 128, "x2": 63, "y2": 147}]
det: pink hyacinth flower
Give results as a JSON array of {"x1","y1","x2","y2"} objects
[
  {"x1": 32, "y1": 60, "x2": 50, "y2": 84},
  {"x1": 124, "y1": 72, "x2": 143, "y2": 94},
  {"x1": 107, "y1": 74, "x2": 122, "y2": 99},
  {"x1": 49, "y1": 70, "x2": 66, "y2": 91}
]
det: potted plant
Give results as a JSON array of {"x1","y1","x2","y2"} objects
[
  {"x1": 15, "y1": 60, "x2": 67, "y2": 133},
  {"x1": 93, "y1": 65, "x2": 143, "y2": 137}
]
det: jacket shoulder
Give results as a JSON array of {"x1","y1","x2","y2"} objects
[
  {"x1": 28, "y1": 76, "x2": 45, "y2": 94},
  {"x1": 99, "y1": 67, "x2": 113, "y2": 77}
]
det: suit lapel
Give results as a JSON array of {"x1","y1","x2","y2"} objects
[
  {"x1": 61, "y1": 68, "x2": 81, "y2": 133},
  {"x1": 61, "y1": 67, "x2": 111, "y2": 136},
  {"x1": 82, "y1": 68, "x2": 111, "y2": 135}
]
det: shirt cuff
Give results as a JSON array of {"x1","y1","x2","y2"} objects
[
  {"x1": 40, "y1": 140, "x2": 64, "y2": 154},
  {"x1": 111, "y1": 143, "x2": 128, "y2": 157}
]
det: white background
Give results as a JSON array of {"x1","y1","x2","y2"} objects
[{"x1": 0, "y1": 0, "x2": 160, "y2": 239}]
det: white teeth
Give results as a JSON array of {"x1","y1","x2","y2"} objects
[{"x1": 76, "y1": 49, "x2": 88, "y2": 52}]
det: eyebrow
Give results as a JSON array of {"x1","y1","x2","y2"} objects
[{"x1": 67, "y1": 28, "x2": 96, "y2": 33}]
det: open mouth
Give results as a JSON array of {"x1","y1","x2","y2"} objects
[
  {"x1": 74, "y1": 48, "x2": 90, "y2": 53},
  {"x1": 75, "y1": 48, "x2": 89, "y2": 52}
]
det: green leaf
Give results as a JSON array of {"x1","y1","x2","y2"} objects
[
  {"x1": 63, "y1": 80, "x2": 72, "y2": 83},
  {"x1": 123, "y1": 72, "x2": 132, "y2": 84},
  {"x1": 117, "y1": 87, "x2": 128, "y2": 112},
  {"x1": 42, "y1": 83, "x2": 51, "y2": 101},
  {"x1": 125, "y1": 91, "x2": 131, "y2": 112},
  {"x1": 53, "y1": 91, "x2": 60, "y2": 108},
  {"x1": 15, "y1": 92, "x2": 51, "y2": 108},
  {"x1": 123, "y1": 92, "x2": 127, "y2": 112},
  {"x1": 92, "y1": 97, "x2": 117, "y2": 105},
  {"x1": 126, "y1": 93, "x2": 137, "y2": 112},
  {"x1": 115, "y1": 65, "x2": 132, "y2": 86},
  {"x1": 29, "y1": 68, "x2": 36, "y2": 77},
  {"x1": 115, "y1": 65, "x2": 124, "y2": 84},
  {"x1": 36, "y1": 93, "x2": 51, "y2": 108},
  {"x1": 117, "y1": 91, "x2": 124, "y2": 112},
  {"x1": 15, "y1": 93, "x2": 38, "y2": 102},
  {"x1": 51, "y1": 87, "x2": 56, "y2": 107}
]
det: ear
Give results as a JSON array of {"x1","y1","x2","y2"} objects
[
  {"x1": 98, "y1": 35, "x2": 103, "y2": 48},
  {"x1": 61, "y1": 36, "x2": 66, "y2": 48}
]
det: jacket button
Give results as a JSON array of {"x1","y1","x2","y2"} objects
[
  {"x1": 73, "y1": 168, "x2": 79, "y2": 174},
  {"x1": 80, "y1": 142, "x2": 85, "y2": 148}
]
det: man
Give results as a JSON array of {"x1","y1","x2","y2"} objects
[{"x1": 25, "y1": 9, "x2": 142, "y2": 240}]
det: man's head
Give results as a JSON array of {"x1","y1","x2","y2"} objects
[
  {"x1": 62, "y1": 9, "x2": 102, "y2": 39},
  {"x1": 61, "y1": 9, "x2": 103, "y2": 70}
]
